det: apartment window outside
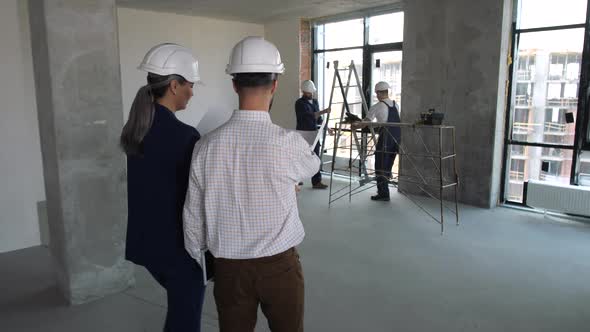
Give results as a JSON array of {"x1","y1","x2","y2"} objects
[
  {"x1": 517, "y1": 53, "x2": 535, "y2": 80},
  {"x1": 512, "y1": 144, "x2": 526, "y2": 156},
  {"x1": 502, "y1": 0, "x2": 590, "y2": 203},
  {"x1": 540, "y1": 160, "x2": 563, "y2": 181},
  {"x1": 514, "y1": 82, "x2": 534, "y2": 107},
  {"x1": 510, "y1": 159, "x2": 526, "y2": 181},
  {"x1": 313, "y1": 9, "x2": 404, "y2": 165}
]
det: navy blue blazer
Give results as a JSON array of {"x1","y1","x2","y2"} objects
[
  {"x1": 125, "y1": 103, "x2": 200, "y2": 268},
  {"x1": 295, "y1": 97, "x2": 322, "y2": 131}
]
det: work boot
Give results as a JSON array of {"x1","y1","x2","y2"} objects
[
  {"x1": 371, "y1": 194, "x2": 390, "y2": 201},
  {"x1": 312, "y1": 182, "x2": 328, "y2": 189}
]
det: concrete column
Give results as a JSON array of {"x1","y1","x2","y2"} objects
[
  {"x1": 401, "y1": 0, "x2": 511, "y2": 207},
  {"x1": 27, "y1": 0, "x2": 133, "y2": 304}
]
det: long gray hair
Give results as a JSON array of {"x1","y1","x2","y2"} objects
[{"x1": 120, "y1": 73, "x2": 188, "y2": 156}]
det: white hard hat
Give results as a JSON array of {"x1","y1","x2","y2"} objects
[
  {"x1": 226, "y1": 36, "x2": 285, "y2": 75},
  {"x1": 138, "y1": 43, "x2": 201, "y2": 83},
  {"x1": 301, "y1": 80, "x2": 317, "y2": 93},
  {"x1": 375, "y1": 81, "x2": 390, "y2": 92}
]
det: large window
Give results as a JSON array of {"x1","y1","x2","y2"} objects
[
  {"x1": 502, "y1": 0, "x2": 590, "y2": 203},
  {"x1": 313, "y1": 10, "x2": 404, "y2": 163}
]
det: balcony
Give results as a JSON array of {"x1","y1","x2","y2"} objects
[
  {"x1": 546, "y1": 98, "x2": 577, "y2": 107},
  {"x1": 513, "y1": 122, "x2": 539, "y2": 135},
  {"x1": 516, "y1": 70, "x2": 533, "y2": 81},
  {"x1": 509, "y1": 170, "x2": 525, "y2": 181},
  {"x1": 514, "y1": 95, "x2": 532, "y2": 107},
  {"x1": 543, "y1": 122, "x2": 567, "y2": 135},
  {"x1": 548, "y1": 70, "x2": 580, "y2": 82},
  {"x1": 539, "y1": 173, "x2": 567, "y2": 182},
  {"x1": 514, "y1": 95, "x2": 533, "y2": 107}
]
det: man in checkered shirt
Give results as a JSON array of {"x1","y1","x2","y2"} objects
[{"x1": 183, "y1": 36, "x2": 320, "y2": 332}]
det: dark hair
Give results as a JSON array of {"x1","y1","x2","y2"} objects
[
  {"x1": 232, "y1": 73, "x2": 278, "y2": 90},
  {"x1": 120, "y1": 73, "x2": 188, "y2": 156}
]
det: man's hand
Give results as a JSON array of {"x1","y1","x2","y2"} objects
[
  {"x1": 315, "y1": 107, "x2": 331, "y2": 118},
  {"x1": 295, "y1": 184, "x2": 302, "y2": 194}
]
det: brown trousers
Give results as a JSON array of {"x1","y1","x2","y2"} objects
[{"x1": 213, "y1": 248, "x2": 304, "y2": 332}]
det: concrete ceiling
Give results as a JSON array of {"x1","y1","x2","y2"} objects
[{"x1": 117, "y1": 0, "x2": 401, "y2": 23}]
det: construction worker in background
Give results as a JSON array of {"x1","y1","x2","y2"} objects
[
  {"x1": 365, "y1": 81, "x2": 401, "y2": 201},
  {"x1": 121, "y1": 43, "x2": 206, "y2": 331},
  {"x1": 295, "y1": 79, "x2": 330, "y2": 189},
  {"x1": 183, "y1": 36, "x2": 320, "y2": 332}
]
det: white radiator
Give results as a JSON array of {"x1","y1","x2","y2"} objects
[{"x1": 525, "y1": 180, "x2": 590, "y2": 216}]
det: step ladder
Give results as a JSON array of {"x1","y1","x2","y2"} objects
[{"x1": 320, "y1": 60, "x2": 371, "y2": 205}]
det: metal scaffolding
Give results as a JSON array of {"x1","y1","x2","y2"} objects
[{"x1": 324, "y1": 61, "x2": 460, "y2": 234}]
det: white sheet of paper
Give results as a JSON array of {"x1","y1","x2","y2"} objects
[
  {"x1": 295, "y1": 130, "x2": 318, "y2": 147},
  {"x1": 291, "y1": 116, "x2": 328, "y2": 151},
  {"x1": 199, "y1": 250, "x2": 208, "y2": 286},
  {"x1": 312, "y1": 117, "x2": 328, "y2": 148}
]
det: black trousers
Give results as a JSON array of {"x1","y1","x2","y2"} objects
[
  {"x1": 375, "y1": 135, "x2": 397, "y2": 197},
  {"x1": 311, "y1": 143, "x2": 322, "y2": 185},
  {"x1": 146, "y1": 257, "x2": 206, "y2": 332}
]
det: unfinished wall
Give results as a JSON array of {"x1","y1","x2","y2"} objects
[
  {"x1": 117, "y1": 8, "x2": 264, "y2": 134},
  {"x1": 0, "y1": 0, "x2": 45, "y2": 253},
  {"x1": 300, "y1": 20, "x2": 312, "y2": 87},
  {"x1": 401, "y1": 0, "x2": 511, "y2": 208},
  {"x1": 265, "y1": 18, "x2": 302, "y2": 129}
]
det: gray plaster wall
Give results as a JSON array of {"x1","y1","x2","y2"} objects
[
  {"x1": 400, "y1": 0, "x2": 511, "y2": 208},
  {"x1": 490, "y1": 0, "x2": 514, "y2": 208},
  {"x1": 28, "y1": 0, "x2": 133, "y2": 304}
]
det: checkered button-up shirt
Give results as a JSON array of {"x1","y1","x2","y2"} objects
[{"x1": 183, "y1": 110, "x2": 321, "y2": 260}]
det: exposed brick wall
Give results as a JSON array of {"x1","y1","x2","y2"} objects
[{"x1": 299, "y1": 19, "x2": 312, "y2": 87}]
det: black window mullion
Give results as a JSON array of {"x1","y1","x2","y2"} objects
[
  {"x1": 570, "y1": 0, "x2": 590, "y2": 183},
  {"x1": 314, "y1": 45, "x2": 365, "y2": 53},
  {"x1": 506, "y1": 141, "x2": 575, "y2": 149},
  {"x1": 362, "y1": 14, "x2": 371, "y2": 118},
  {"x1": 361, "y1": 16, "x2": 370, "y2": 177},
  {"x1": 516, "y1": 23, "x2": 586, "y2": 34}
]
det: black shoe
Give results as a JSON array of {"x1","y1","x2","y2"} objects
[
  {"x1": 298, "y1": 182, "x2": 304, "y2": 186},
  {"x1": 371, "y1": 194, "x2": 390, "y2": 201},
  {"x1": 312, "y1": 182, "x2": 329, "y2": 189}
]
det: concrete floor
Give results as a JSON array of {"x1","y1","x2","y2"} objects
[{"x1": 1, "y1": 183, "x2": 590, "y2": 332}]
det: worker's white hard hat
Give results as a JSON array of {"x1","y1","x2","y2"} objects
[
  {"x1": 375, "y1": 81, "x2": 390, "y2": 92},
  {"x1": 226, "y1": 36, "x2": 285, "y2": 75},
  {"x1": 138, "y1": 43, "x2": 201, "y2": 83},
  {"x1": 301, "y1": 80, "x2": 317, "y2": 93}
]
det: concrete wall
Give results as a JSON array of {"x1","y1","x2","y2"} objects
[
  {"x1": 401, "y1": 0, "x2": 511, "y2": 208},
  {"x1": 0, "y1": 0, "x2": 45, "y2": 253},
  {"x1": 265, "y1": 18, "x2": 302, "y2": 129},
  {"x1": 0, "y1": 7, "x2": 263, "y2": 254},
  {"x1": 117, "y1": 8, "x2": 264, "y2": 134}
]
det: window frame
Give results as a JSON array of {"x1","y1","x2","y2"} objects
[
  {"x1": 500, "y1": 0, "x2": 590, "y2": 204},
  {"x1": 312, "y1": 5, "x2": 404, "y2": 120},
  {"x1": 311, "y1": 6, "x2": 405, "y2": 174}
]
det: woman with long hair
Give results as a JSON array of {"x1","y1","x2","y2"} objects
[{"x1": 121, "y1": 43, "x2": 205, "y2": 331}]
